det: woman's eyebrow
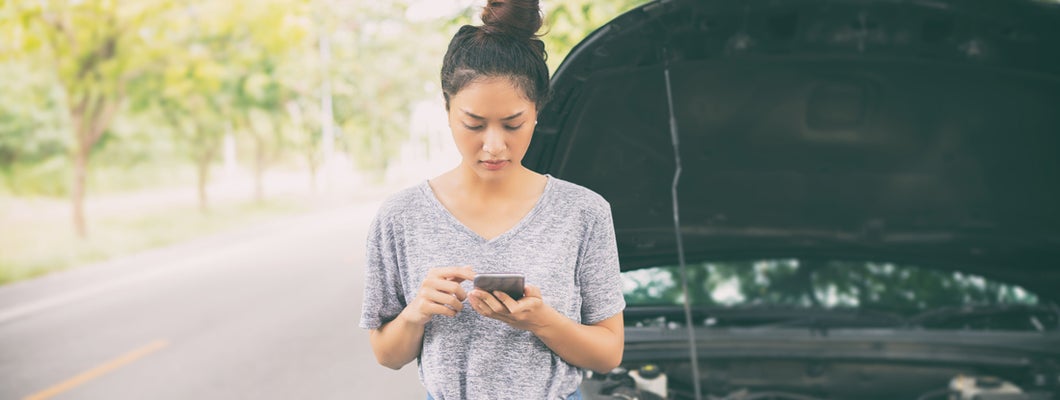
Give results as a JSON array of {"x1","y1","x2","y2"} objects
[
  {"x1": 461, "y1": 109, "x2": 525, "y2": 121},
  {"x1": 500, "y1": 110, "x2": 525, "y2": 119}
]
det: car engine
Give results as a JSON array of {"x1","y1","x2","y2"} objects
[{"x1": 582, "y1": 364, "x2": 1058, "y2": 400}]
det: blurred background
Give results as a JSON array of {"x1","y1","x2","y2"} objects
[{"x1": 0, "y1": 0, "x2": 643, "y2": 398}]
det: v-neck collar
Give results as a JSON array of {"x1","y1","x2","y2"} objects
[{"x1": 421, "y1": 175, "x2": 554, "y2": 246}]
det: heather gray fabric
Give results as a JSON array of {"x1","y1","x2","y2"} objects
[{"x1": 359, "y1": 175, "x2": 625, "y2": 400}]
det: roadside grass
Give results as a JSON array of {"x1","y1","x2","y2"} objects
[{"x1": 0, "y1": 196, "x2": 312, "y2": 285}]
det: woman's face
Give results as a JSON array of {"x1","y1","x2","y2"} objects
[{"x1": 447, "y1": 77, "x2": 537, "y2": 181}]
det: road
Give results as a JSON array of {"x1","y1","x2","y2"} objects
[{"x1": 0, "y1": 201, "x2": 425, "y2": 399}]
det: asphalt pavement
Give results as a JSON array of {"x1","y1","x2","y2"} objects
[{"x1": 0, "y1": 200, "x2": 425, "y2": 399}]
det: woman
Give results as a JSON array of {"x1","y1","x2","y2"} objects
[{"x1": 359, "y1": 1, "x2": 625, "y2": 398}]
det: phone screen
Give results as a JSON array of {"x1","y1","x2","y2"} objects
[{"x1": 473, "y1": 273, "x2": 525, "y2": 300}]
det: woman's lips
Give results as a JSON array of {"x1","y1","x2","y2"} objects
[{"x1": 480, "y1": 160, "x2": 509, "y2": 171}]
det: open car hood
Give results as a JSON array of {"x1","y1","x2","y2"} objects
[{"x1": 525, "y1": 0, "x2": 1060, "y2": 296}]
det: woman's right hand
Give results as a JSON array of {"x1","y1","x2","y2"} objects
[{"x1": 401, "y1": 266, "x2": 476, "y2": 326}]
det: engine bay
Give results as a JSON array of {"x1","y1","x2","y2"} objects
[{"x1": 582, "y1": 360, "x2": 1059, "y2": 400}]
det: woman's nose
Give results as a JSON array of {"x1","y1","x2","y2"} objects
[{"x1": 482, "y1": 127, "x2": 505, "y2": 155}]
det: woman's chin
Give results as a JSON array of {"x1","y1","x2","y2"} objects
[{"x1": 463, "y1": 161, "x2": 517, "y2": 180}]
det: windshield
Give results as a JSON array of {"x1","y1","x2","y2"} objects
[{"x1": 622, "y1": 259, "x2": 1057, "y2": 331}]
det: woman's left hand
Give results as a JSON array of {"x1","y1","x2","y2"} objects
[{"x1": 468, "y1": 284, "x2": 559, "y2": 332}]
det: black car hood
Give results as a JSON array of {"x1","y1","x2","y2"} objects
[{"x1": 525, "y1": 0, "x2": 1060, "y2": 296}]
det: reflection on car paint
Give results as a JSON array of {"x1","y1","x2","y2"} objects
[{"x1": 622, "y1": 259, "x2": 1053, "y2": 331}]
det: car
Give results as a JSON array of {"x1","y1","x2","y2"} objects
[{"x1": 524, "y1": 0, "x2": 1060, "y2": 399}]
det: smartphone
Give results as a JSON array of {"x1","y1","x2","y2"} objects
[{"x1": 473, "y1": 273, "x2": 525, "y2": 301}]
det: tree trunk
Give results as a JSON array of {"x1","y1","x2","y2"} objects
[
  {"x1": 253, "y1": 134, "x2": 265, "y2": 203},
  {"x1": 196, "y1": 155, "x2": 210, "y2": 214},
  {"x1": 305, "y1": 144, "x2": 319, "y2": 195},
  {"x1": 195, "y1": 143, "x2": 218, "y2": 214},
  {"x1": 67, "y1": 91, "x2": 121, "y2": 239},
  {"x1": 308, "y1": 161, "x2": 318, "y2": 194},
  {"x1": 1, "y1": 166, "x2": 18, "y2": 196},
  {"x1": 71, "y1": 145, "x2": 88, "y2": 238},
  {"x1": 242, "y1": 113, "x2": 267, "y2": 204},
  {"x1": 251, "y1": 136, "x2": 261, "y2": 203}
]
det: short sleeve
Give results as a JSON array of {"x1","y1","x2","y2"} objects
[
  {"x1": 577, "y1": 201, "x2": 626, "y2": 325},
  {"x1": 359, "y1": 213, "x2": 407, "y2": 330}
]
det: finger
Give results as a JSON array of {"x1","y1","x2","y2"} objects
[
  {"x1": 492, "y1": 290, "x2": 519, "y2": 313},
  {"x1": 524, "y1": 284, "x2": 542, "y2": 299},
  {"x1": 468, "y1": 294, "x2": 489, "y2": 316},
  {"x1": 429, "y1": 266, "x2": 465, "y2": 279},
  {"x1": 475, "y1": 290, "x2": 508, "y2": 314},
  {"x1": 470, "y1": 294, "x2": 515, "y2": 323},
  {"x1": 453, "y1": 284, "x2": 468, "y2": 301},
  {"x1": 422, "y1": 302, "x2": 458, "y2": 317},
  {"x1": 470, "y1": 293, "x2": 501, "y2": 318},
  {"x1": 430, "y1": 265, "x2": 476, "y2": 283},
  {"x1": 428, "y1": 279, "x2": 468, "y2": 301},
  {"x1": 422, "y1": 288, "x2": 464, "y2": 312},
  {"x1": 469, "y1": 290, "x2": 492, "y2": 312},
  {"x1": 448, "y1": 265, "x2": 476, "y2": 282}
]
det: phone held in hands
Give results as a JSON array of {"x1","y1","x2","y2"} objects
[{"x1": 473, "y1": 273, "x2": 525, "y2": 301}]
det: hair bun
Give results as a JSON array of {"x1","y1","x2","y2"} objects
[{"x1": 480, "y1": 0, "x2": 543, "y2": 39}]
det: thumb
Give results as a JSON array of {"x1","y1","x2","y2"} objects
[{"x1": 525, "y1": 283, "x2": 542, "y2": 299}]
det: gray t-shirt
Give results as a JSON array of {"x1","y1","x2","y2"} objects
[{"x1": 359, "y1": 175, "x2": 625, "y2": 399}]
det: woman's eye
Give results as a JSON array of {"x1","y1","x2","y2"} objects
[
  {"x1": 504, "y1": 124, "x2": 524, "y2": 131},
  {"x1": 464, "y1": 124, "x2": 485, "y2": 131}
]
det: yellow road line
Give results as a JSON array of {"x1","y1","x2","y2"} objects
[{"x1": 24, "y1": 339, "x2": 171, "y2": 400}]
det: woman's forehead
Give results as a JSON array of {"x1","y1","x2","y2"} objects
[{"x1": 451, "y1": 78, "x2": 536, "y2": 117}]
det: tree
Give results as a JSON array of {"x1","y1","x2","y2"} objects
[
  {"x1": 543, "y1": 0, "x2": 648, "y2": 72},
  {"x1": 283, "y1": 97, "x2": 324, "y2": 193},
  {"x1": 10, "y1": 0, "x2": 175, "y2": 237},
  {"x1": 219, "y1": 0, "x2": 309, "y2": 202},
  {"x1": 0, "y1": 61, "x2": 67, "y2": 195},
  {"x1": 146, "y1": 63, "x2": 228, "y2": 213},
  {"x1": 126, "y1": 1, "x2": 239, "y2": 213}
]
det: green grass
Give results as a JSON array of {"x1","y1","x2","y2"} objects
[{"x1": 0, "y1": 196, "x2": 311, "y2": 285}]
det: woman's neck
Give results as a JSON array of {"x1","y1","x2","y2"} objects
[{"x1": 444, "y1": 164, "x2": 541, "y2": 200}]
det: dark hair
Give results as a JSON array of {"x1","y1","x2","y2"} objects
[{"x1": 440, "y1": 0, "x2": 550, "y2": 110}]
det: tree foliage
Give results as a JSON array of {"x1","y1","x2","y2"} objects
[
  {"x1": 543, "y1": 0, "x2": 647, "y2": 72},
  {"x1": 0, "y1": 0, "x2": 647, "y2": 235},
  {"x1": 0, "y1": 61, "x2": 67, "y2": 194}
]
